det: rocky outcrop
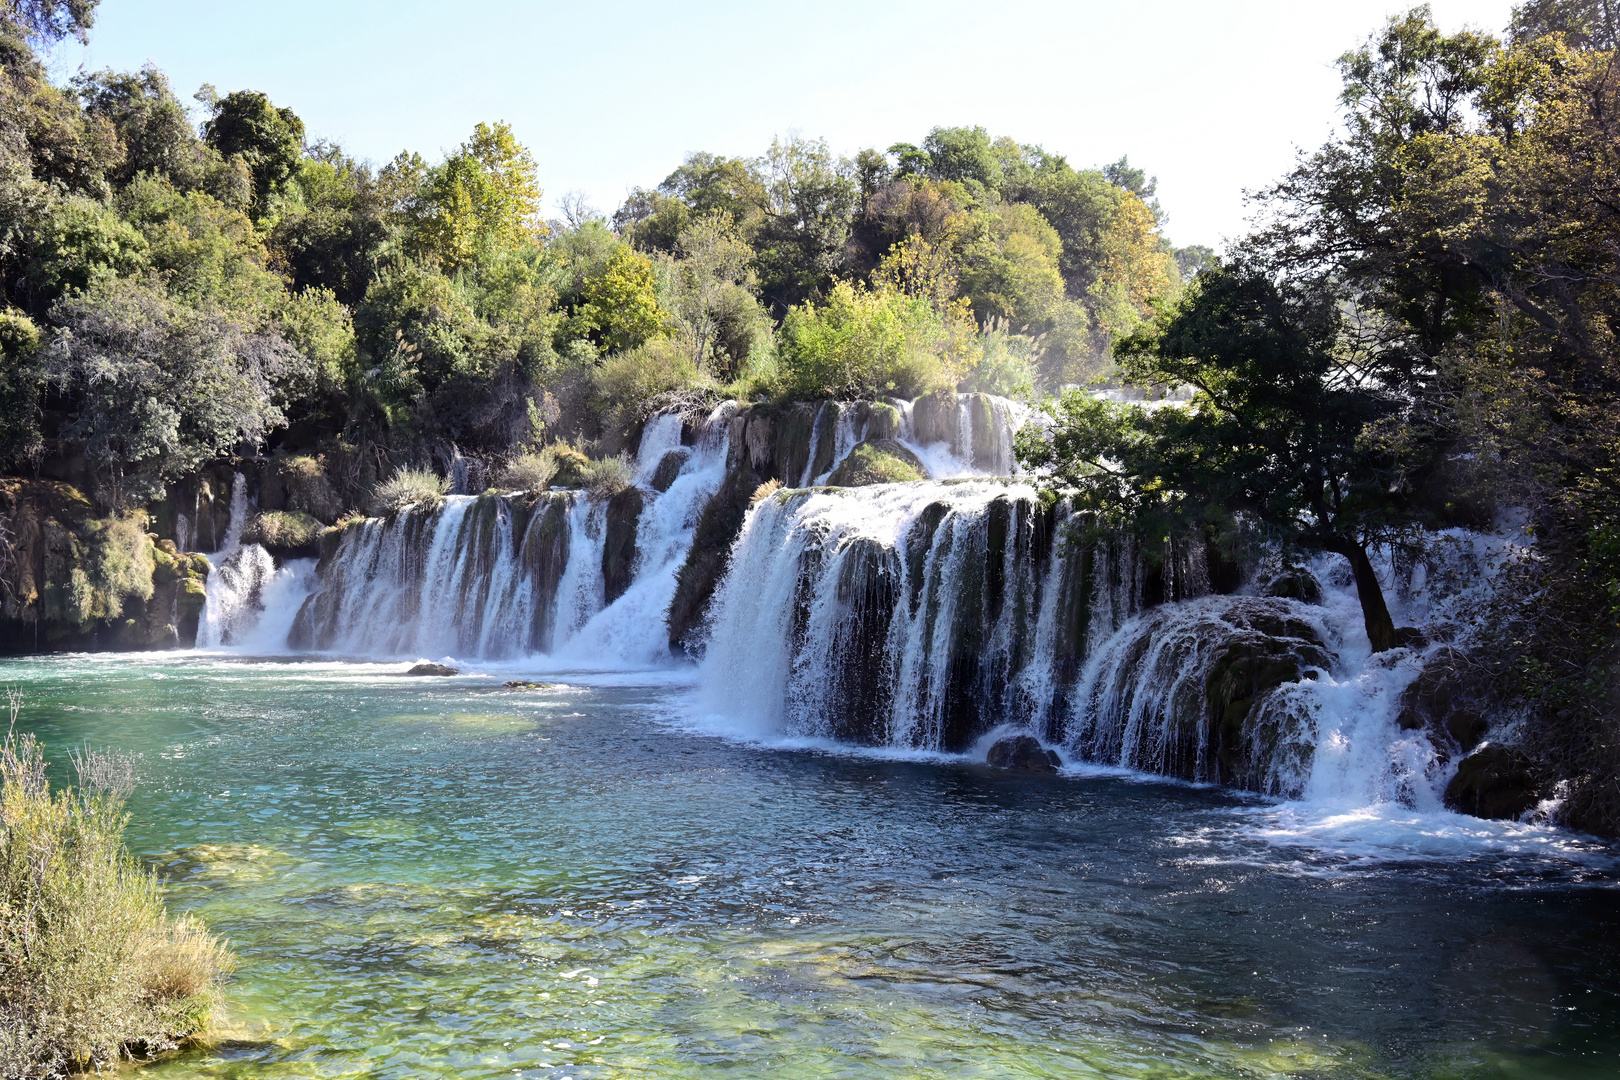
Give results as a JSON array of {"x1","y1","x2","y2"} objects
[
  {"x1": 0, "y1": 479, "x2": 210, "y2": 653},
  {"x1": 987, "y1": 735, "x2": 1062, "y2": 772},
  {"x1": 1396, "y1": 647, "x2": 1489, "y2": 757},
  {"x1": 602, "y1": 487, "x2": 643, "y2": 606},
  {"x1": 1445, "y1": 744, "x2": 1539, "y2": 819},
  {"x1": 667, "y1": 463, "x2": 761, "y2": 654},
  {"x1": 242, "y1": 510, "x2": 323, "y2": 559},
  {"x1": 405, "y1": 662, "x2": 459, "y2": 676}
]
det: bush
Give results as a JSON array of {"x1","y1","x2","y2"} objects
[
  {"x1": 778, "y1": 280, "x2": 963, "y2": 400},
  {"x1": 958, "y1": 317, "x2": 1038, "y2": 399},
  {"x1": 578, "y1": 453, "x2": 635, "y2": 497},
  {"x1": 544, "y1": 442, "x2": 594, "y2": 488},
  {"x1": 591, "y1": 336, "x2": 711, "y2": 426},
  {"x1": 826, "y1": 440, "x2": 926, "y2": 486},
  {"x1": 501, "y1": 449, "x2": 559, "y2": 492},
  {"x1": 369, "y1": 467, "x2": 447, "y2": 515},
  {"x1": 242, "y1": 510, "x2": 321, "y2": 550},
  {"x1": 0, "y1": 710, "x2": 233, "y2": 1076}
]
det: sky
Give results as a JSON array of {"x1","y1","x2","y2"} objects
[{"x1": 49, "y1": 0, "x2": 1520, "y2": 250}]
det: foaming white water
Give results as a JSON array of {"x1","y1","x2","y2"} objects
[
  {"x1": 197, "y1": 554, "x2": 315, "y2": 652},
  {"x1": 636, "y1": 413, "x2": 685, "y2": 480}
]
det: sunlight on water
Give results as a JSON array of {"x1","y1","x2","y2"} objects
[{"x1": 4, "y1": 652, "x2": 1619, "y2": 1079}]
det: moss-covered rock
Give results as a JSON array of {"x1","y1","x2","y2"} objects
[
  {"x1": 912, "y1": 390, "x2": 960, "y2": 446},
  {"x1": 826, "y1": 440, "x2": 926, "y2": 487}
]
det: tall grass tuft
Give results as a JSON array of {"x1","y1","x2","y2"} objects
[
  {"x1": 369, "y1": 468, "x2": 448, "y2": 516},
  {"x1": 0, "y1": 690, "x2": 234, "y2": 1077}
]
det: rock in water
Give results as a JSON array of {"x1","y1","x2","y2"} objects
[
  {"x1": 1445, "y1": 744, "x2": 1539, "y2": 819},
  {"x1": 986, "y1": 735, "x2": 1062, "y2": 773},
  {"x1": 405, "y1": 662, "x2": 459, "y2": 676},
  {"x1": 502, "y1": 680, "x2": 556, "y2": 690}
]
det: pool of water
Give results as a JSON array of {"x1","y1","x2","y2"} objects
[{"x1": 4, "y1": 652, "x2": 1619, "y2": 1079}]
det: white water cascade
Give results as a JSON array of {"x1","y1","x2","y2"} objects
[{"x1": 196, "y1": 472, "x2": 316, "y2": 650}]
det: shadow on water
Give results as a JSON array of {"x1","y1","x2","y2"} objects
[{"x1": 3, "y1": 651, "x2": 1619, "y2": 1079}]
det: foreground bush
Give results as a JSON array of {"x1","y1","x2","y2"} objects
[
  {"x1": 369, "y1": 468, "x2": 448, "y2": 515},
  {"x1": 241, "y1": 510, "x2": 321, "y2": 550},
  {"x1": 778, "y1": 281, "x2": 965, "y2": 400},
  {"x1": 0, "y1": 714, "x2": 233, "y2": 1076}
]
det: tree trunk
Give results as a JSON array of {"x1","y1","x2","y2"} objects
[{"x1": 1323, "y1": 538, "x2": 1397, "y2": 653}]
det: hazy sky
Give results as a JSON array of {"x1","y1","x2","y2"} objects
[{"x1": 49, "y1": 0, "x2": 1519, "y2": 249}]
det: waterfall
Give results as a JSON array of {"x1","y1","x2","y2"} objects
[
  {"x1": 288, "y1": 405, "x2": 731, "y2": 664},
  {"x1": 196, "y1": 470, "x2": 317, "y2": 650}
]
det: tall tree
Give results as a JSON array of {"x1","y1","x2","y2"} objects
[{"x1": 200, "y1": 88, "x2": 305, "y2": 211}]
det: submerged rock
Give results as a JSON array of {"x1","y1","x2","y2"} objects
[
  {"x1": 987, "y1": 735, "x2": 1062, "y2": 772},
  {"x1": 405, "y1": 662, "x2": 459, "y2": 676},
  {"x1": 502, "y1": 680, "x2": 556, "y2": 690},
  {"x1": 1445, "y1": 744, "x2": 1539, "y2": 820}
]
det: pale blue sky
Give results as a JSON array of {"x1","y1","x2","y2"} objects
[{"x1": 47, "y1": 0, "x2": 1518, "y2": 249}]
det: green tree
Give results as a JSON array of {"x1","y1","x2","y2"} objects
[
  {"x1": 0, "y1": 306, "x2": 42, "y2": 466},
  {"x1": 576, "y1": 245, "x2": 666, "y2": 354},
  {"x1": 45, "y1": 279, "x2": 308, "y2": 503},
  {"x1": 0, "y1": 0, "x2": 98, "y2": 44},
  {"x1": 270, "y1": 146, "x2": 392, "y2": 306},
  {"x1": 753, "y1": 136, "x2": 858, "y2": 313},
  {"x1": 1018, "y1": 263, "x2": 1435, "y2": 653},
  {"x1": 200, "y1": 88, "x2": 305, "y2": 211},
  {"x1": 410, "y1": 121, "x2": 543, "y2": 272},
  {"x1": 657, "y1": 211, "x2": 767, "y2": 376},
  {"x1": 779, "y1": 279, "x2": 966, "y2": 399},
  {"x1": 74, "y1": 66, "x2": 208, "y2": 188}
]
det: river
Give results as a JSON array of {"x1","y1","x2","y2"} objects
[{"x1": 3, "y1": 651, "x2": 1618, "y2": 1079}]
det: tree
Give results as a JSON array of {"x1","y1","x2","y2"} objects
[
  {"x1": 200, "y1": 88, "x2": 305, "y2": 211},
  {"x1": 410, "y1": 121, "x2": 543, "y2": 272},
  {"x1": 657, "y1": 211, "x2": 766, "y2": 376},
  {"x1": 575, "y1": 245, "x2": 665, "y2": 354},
  {"x1": 74, "y1": 66, "x2": 207, "y2": 188},
  {"x1": 0, "y1": 306, "x2": 42, "y2": 466},
  {"x1": 270, "y1": 147, "x2": 392, "y2": 307},
  {"x1": 1, "y1": 0, "x2": 97, "y2": 44},
  {"x1": 753, "y1": 136, "x2": 858, "y2": 313},
  {"x1": 779, "y1": 279, "x2": 967, "y2": 400},
  {"x1": 1018, "y1": 262, "x2": 1435, "y2": 653},
  {"x1": 45, "y1": 279, "x2": 307, "y2": 503}
]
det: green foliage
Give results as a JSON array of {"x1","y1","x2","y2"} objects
[
  {"x1": 956, "y1": 201, "x2": 1066, "y2": 327},
  {"x1": 200, "y1": 88, "x2": 305, "y2": 211},
  {"x1": 242, "y1": 509, "x2": 321, "y2": 549},
  {"x1": 1, "y1": 0, "x2": 99, "y2": 46},
  {"x1": 21, "y1": 194, "x2": 148, "y2": 308},
  {"x1": 45, "y1": 278, "x2": 306, "y2": 503},
  {"x1": 369, "y1": 467, "x2": 446, "y2": 515},
  {"x1": 277, "y1": 285, "x2": 356, "y2": 394},
  {"x1": 592, "y1": 335, "x2": 710, "y2": 424},
  {"x1": 0, "y1": 719, "x2": 232, "y2": 1077},
  {"x1": 778, "y1": 280, "x2": 964, "y2": 400},
  {"x1": 576, "y1": 452, "x2": 634, "y2": 496},
  {"x1": 270, "y1": 149, "x2": 392, "y2": 307},
  {"x1": 575, "y1": 245, "x2": 667, "y2": 354},
  {"x1": 501, "y1": 449, "x2": 559, "y2": 491},
  {"x1": 79, "y1": 509, "x2": 153, "y2": 622},
  {"x1": 655, "y1": 211, "x2": 769, "y2": 377},
  {"x1": 73, "y1": 66, "x2": 208, "y2": 189},
  {"x1": 408, "y1": 122, "x2": 543, "y2": 272},
  {"x1": 959, "y1": 317, "x2": 1038, "y2": 398},
  {"x1": 0, "y1": 308, "x2": 42, "y2": 466}
]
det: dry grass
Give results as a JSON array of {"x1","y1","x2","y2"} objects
[
  {"x1": 369, "y1": 468, "x2": 448, "y2": 516},
  {"x1": 0, "y1": 690, "x2": 234, "y2": 1077}
]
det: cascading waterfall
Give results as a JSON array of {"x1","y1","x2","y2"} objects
[
  {"x1": 197, "y1": 472, "x2": 316, "y2": 650},
  {"x1": 202, "y1": 388, "x2": 1512, "y2": 813},
  {"x1": 287, "y1": 404, "x2": 731, "y2": 664}
]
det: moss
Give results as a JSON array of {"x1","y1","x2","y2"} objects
[{"x1": 826, "y1": 440, "x2": 926, "y2": 487}]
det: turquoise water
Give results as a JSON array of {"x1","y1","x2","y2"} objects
[{"x1": 4, "y1": 652, "x2": 1620, "y2": 1079}]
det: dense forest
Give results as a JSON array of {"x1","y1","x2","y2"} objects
[
  {"x1": 5, "y1": 0, "x2": 1620, "y2": 833},
  {"x1": 0, "y1": 0, "x2": 1194, "y2": 512}
]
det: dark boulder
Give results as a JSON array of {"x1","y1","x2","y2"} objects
[
  {"x1": 1396, "y1": 648, "x2": 1490, "y2": 754},
  {"x1": 1445, "y1": 745, "x2": 1540, "y2": 820},
  {"x1": 987, "y1": 735, "x2": 1062, "y2": 773},
  {"x1": 405, "y1": 662, "x2": 459, "y2": 676},
  {"x1": 650, "y1": 450, "x2": 688, "y2": 493},
  {"x1": 912, "y1": 390, "x2": 960, "y2": 447}
]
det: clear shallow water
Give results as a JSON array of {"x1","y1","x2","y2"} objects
[{"x1": 4, "y1": 653, "x2": 1620, "y2": 1079}]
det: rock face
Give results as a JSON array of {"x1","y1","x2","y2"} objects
[
  {"x1": 0, "y1": 479, "x2": 210, "y2": 653},
  {"x1": 1445, "y1": 744, "x2": 1540, "y2": 819},
  {"x1": 667, "y1": 463, "x2": 762, "y2": 654},
  {"x1": 987, "y1": 735, "x2": 1062, "y2": 772},
  {"x1": 1396, "y1": 647, "x2": 1490, "y2": 756},
  {"x1": 602, "y1": 487, "x2": 644, "y2": 605},
  {"x1": 405, "y1": 662, "x2": 459, "y2": 676}
]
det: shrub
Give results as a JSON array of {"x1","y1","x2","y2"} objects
[
  {"x1": 591, "y1": 336, "x2": 711, "y2": 427},
  {"x1": 501, "y1": 449, "x2": 559, "y2": 492},
  {"x1": 578, "y1": 453, "x2": 635, "y2": 497},
  {"x1": 778, "y1": 280, "x2": 964, "y2": 400},
  {"x1": 545, "y1": 442, "x2": 594, "y2": 488},
  {"x1": 0, "y1": 704, "x2": 233, "y2": 1076},
  {"x1": 242, "y1": 510, "x2": 322, "y2": 550},
  {"x1": 369, "y1": 468, "x2": 447, "y2": 515},
  {"x1": 958, "y1": 317, "x2": 1038, "y2": 399}
]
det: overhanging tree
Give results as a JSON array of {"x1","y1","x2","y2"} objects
[{"x1": 1017, "y1": 261, "x2": 1439, "y2": 652}]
